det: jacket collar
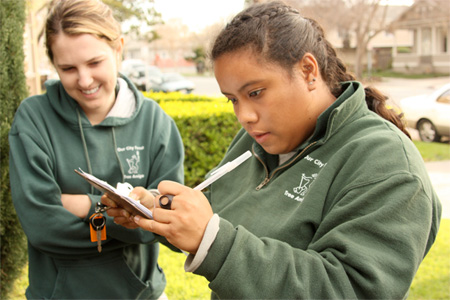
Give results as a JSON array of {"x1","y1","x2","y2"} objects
[{"x1": 45, "y1": 73, "x2": 142, "y2": 127}]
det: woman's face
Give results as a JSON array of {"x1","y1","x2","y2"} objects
[
  {"x1": 214, "y1": 48, "x2": 331, "y2": 155},
  {"x1": 51, "y1": 33, "x2": 122, "y2": 122}
]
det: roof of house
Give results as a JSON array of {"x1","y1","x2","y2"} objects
[{"x1": 391, "y1": 0, "x2": 450, "y2": 28}]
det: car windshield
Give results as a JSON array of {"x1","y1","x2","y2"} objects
[{"x1": 437, "y1": 89, "x2": 450, "y2": 104}]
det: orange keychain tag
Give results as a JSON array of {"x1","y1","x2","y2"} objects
[
  {"x1": 89, "y1": 214, "x2": 107, "y2": 242},
  {"x1": 89, "y1": 202, "x2": 108, "y2": 252}
]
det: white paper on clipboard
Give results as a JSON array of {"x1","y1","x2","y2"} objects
[{"x1": 74, "y1": 168, "x2": 153, "y2": 219}]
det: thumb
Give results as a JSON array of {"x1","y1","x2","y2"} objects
[{"x1": 129, "y1": 187, "x2": 154, "y2": 208}]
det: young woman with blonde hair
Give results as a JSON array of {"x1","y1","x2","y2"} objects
[{"x1": 9, "y1": 0, "x2": 184, "y2": 298}]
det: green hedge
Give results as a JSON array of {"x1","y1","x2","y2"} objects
[
  {"x1": 146, "y1": 92, "x2": 242, "y2": 187},
  {"x1": 1, "y1": 1, "x2": 29, "y2": 299}
]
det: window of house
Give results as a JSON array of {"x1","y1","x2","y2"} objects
[{"x1": 436, "y1": 27, "x2": 449, "y2": 53}]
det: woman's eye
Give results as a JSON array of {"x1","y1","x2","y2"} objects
[
  {"x1": 249, "y1": 89, "x2": 263, "y2": 97},
  {"x1": 90, "y1": 61, "x2": 101, "y2": 66},
  {"x1": 61, "y1": 67, "x2": 74, "y2": 72},
  {"x1": 227, "y1": 97, "x2": 237, "y2": 104}
]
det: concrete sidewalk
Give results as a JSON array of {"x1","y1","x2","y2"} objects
[{"x1": 425, "y1": 160, "x2": 450, "y2": 219}]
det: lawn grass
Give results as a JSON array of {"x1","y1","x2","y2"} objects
[
  {"x1": 363, "y1": 70, "x2": 450, "y2": 79},
  {"x1": 158, "y1": 248, "x2": 211, "y2": 299},
  {"x1": 413, "y1": 141, "x2": 450, "y2": 162},
  {"x1": 408, "y1": 219, "x2": 450, "y2": 300}
]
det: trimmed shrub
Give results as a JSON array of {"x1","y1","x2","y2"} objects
[
  {"x1": 146, "y1": 91, "x2": 215, "y2": 103},
  {"x1": 1, "y1": 1, "x2": 29, "y2": 299},
  {"x1": 146, "y1": 92, "x2": 242, "y2": 187}
]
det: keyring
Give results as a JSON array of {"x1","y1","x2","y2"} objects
[{"x1": 159, "y1": 194, "x2": 174, "y2": 210}]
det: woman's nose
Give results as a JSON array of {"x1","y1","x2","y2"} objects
[
  {"x1": 78, "y1": 69, "x2": 94, "y2": 88},
  {"x1": 237, "y1": 102, "x2": 258, "y2": 125}
]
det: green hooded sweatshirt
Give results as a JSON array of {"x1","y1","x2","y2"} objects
[
  {"x1": 9, "y1": 75, "x2": 184, "y2": 299},
  {"x1": 196, "y1": 81, "x2": 441, "y2": 299}
]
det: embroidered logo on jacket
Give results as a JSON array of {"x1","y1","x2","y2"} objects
[
  {"x1": 293, "y1": 173, "x2": 317, "y2": 197},
  {"x1": 127, "y1": 151, "x2": 140, "y2": 174},
  {"x1": 117, "y1": 145, "x2": 145, "y2": 180},
  {"x1": 283, "y1": 155, "x2": 326, "y2": 202},
  {"x1": 284, "y1": 173, "x2": 318, "y2": 202}
]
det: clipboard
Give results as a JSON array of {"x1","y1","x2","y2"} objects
[{"x1": 74, "y1": 168, "x2": 153, "y2": 219}]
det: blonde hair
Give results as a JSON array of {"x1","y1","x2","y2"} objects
[{"x1": 45, "y1": 0, "x2": 121, "y2": 62}]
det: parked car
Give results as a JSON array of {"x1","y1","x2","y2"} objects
[
  {"x1": 127, "y1": 65, "x2": 163, "y2": 91},
  {"x1": 121, "y1": 59, "x2": 146, "y2": 76},
  {"x1": 121, "y1": 61, "x2": 194, "y2": 93},
  {"x1": 399, "y1": 83, "x2": 450, "y2": 142},
  {"x1": 151, "y1": 73, "x2": 195, "y2": 94}
]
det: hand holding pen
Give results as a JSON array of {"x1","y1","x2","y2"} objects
[{"x1": 134, "y1": 151, "x2": 252, "y2": 253}]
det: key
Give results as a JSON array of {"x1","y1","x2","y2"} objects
[
  {"x1": 90, "y1": 214, "x2": 106, "y2": 253},
  {"x1": 96, "y1": 229, "x2": 102, "y2": 253}
]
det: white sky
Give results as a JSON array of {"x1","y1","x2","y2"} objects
[
  {"x1": 154, "y1": 0, "x2": 246, "y2": 32},
  {"x1": 154, "y1": 0, "x2": 414, "y2": 33}
]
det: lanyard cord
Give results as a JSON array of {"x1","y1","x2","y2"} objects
[{"x1": 76, "y1": 108, "x2": 94, "y2": 194}]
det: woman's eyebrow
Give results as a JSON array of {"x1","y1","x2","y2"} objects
[{"x1": 221, "y1": 79, "x2": 264, "y2": 95}]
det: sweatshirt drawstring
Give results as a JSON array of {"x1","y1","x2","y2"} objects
[
  {"x1": 76, "y1": 110, "x2": 127, "y2": 185},
  {"x1": 76, "y1": 108, "x2": 94, "y2": 194},
  {"x1": 111, "y1": 127, "x2": 125, "y2": 182}
]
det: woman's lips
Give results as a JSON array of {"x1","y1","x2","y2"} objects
[
  {"x1": 252, "y1": 132, "x2": 270, "y2": 144},
  {"x1": 81, "y1": 85, "x2": 100, "y2": 96}
]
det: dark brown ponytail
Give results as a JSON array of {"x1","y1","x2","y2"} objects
[{"x1": 364, "y1": 87, "x2": 411, "y2": 138}]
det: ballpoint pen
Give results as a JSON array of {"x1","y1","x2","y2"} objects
[{"x1": 159, "y1": 150, "x2": 252, "y2": 209}]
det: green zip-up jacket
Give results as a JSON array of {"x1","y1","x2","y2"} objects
[
  {"x1": 9, "y1": 75, "x2": 184, "y2": 299},
  {"x1": 197, "y1": 81, "x2": 441, "y2": 299}
]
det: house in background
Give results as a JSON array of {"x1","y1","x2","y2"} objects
[
  {"x1": 390, "y1": 0, "x2": 450, "y2": 74},
  {"x1": 123, "y1": 37, "x2": 196, "y2": 73},
  {"x1": 302, "y1": 4, "x2": 412, "y2": 73}
]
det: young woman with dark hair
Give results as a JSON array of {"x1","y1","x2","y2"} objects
[{"x1": 105, "y1": 1, "x2": 441, "y2": 299}]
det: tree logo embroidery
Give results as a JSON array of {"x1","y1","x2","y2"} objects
[
  {"x1": 293, "y1": 173, "x2": 314, "y2": 197},
  {"x1": 283, "y1": 173, "x2": 318, "y2": 202},
  {"x1": 126, "y1": 151, "x2": 140, "y2": 174}
]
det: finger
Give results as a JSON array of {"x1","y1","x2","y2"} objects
[
  {"x1": 113, "y1": 216, "x2": 139, "y2": 229},
  {"x1": 157, "y1": 181, "x2": 188, "y2": 197},
  {"x1": 134, "y1": 215, "x2": 170, "y2": 235},
  {"x1": 105, "y1": 207, "x2": 131, "y2": 218},
  {"x1": 101, "y1": 194, "x2": 118, "y2": 208},
  {"x1": 129, "y1": 186, "x2": 152, "y2": 201},
  {"x1": 152, "y1": 207, "x2": 172, "y2": 223},
  {"x1": 154, "y1": 194, "x2": 169, "y2": 209},
  {"x1": 129, "y1": 186, "x2": 155, "y2": 208}
]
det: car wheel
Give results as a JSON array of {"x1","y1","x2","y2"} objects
[{"x1": 417, "y1": 119, "x2": 440, "y2": 142}]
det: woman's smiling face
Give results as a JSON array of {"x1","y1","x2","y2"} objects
[
  {"x1": 51, "y1": 33, "x2": 122, "y2": 123},
  {"x1": 214, "y1": 48, "x2": 331, "y2": 155}
]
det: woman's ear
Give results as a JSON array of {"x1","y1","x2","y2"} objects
[
  {"x1": 116, "y1": 37, "x2": 125, "y2": 67},
  {"x1": 296, "y1": 53, "x2": 319, "y2": 89}
]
